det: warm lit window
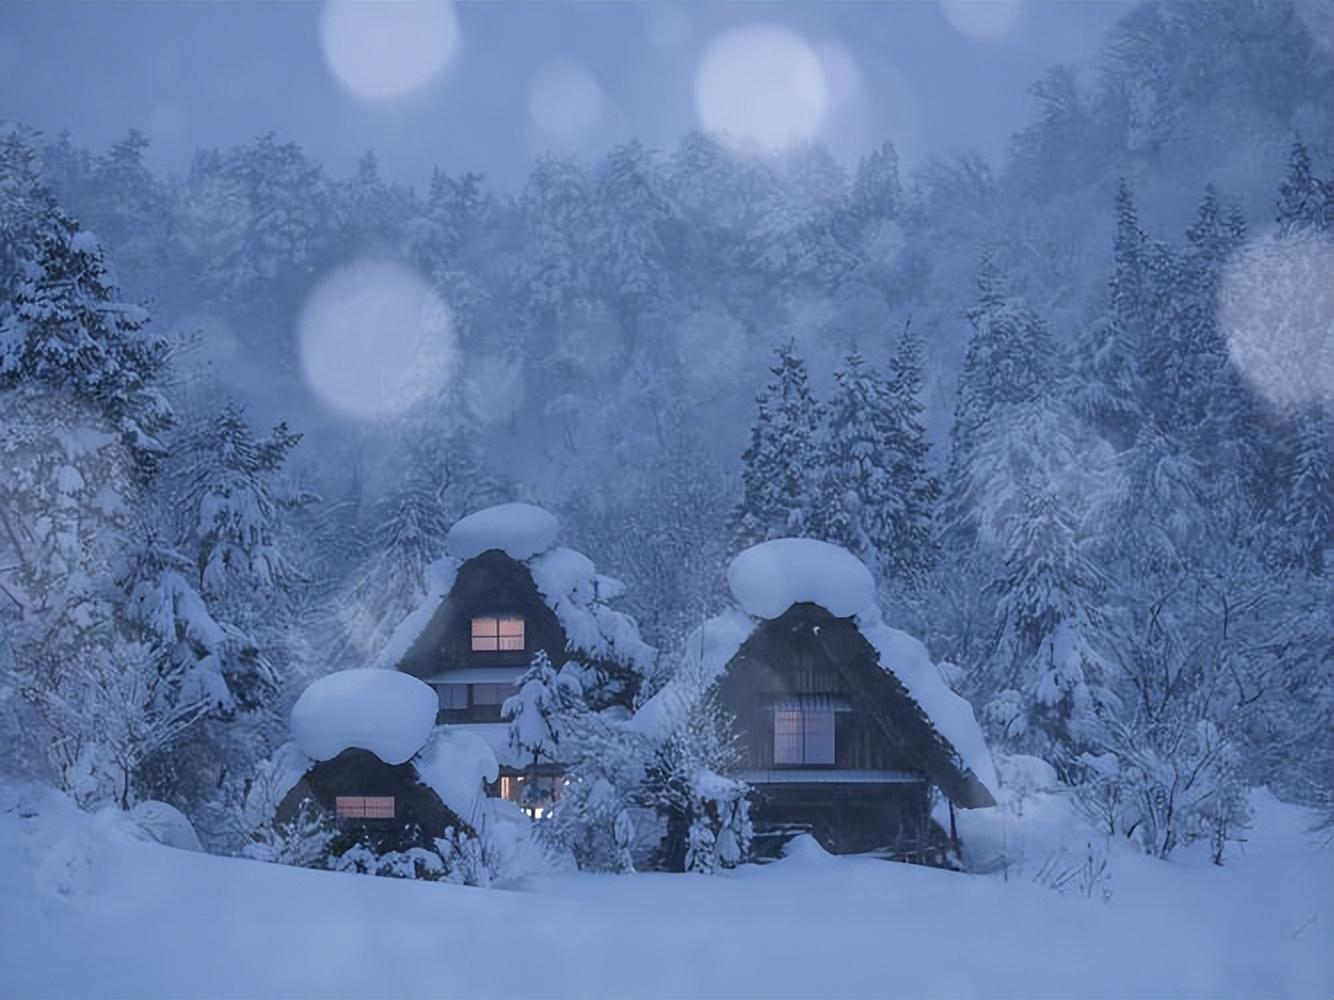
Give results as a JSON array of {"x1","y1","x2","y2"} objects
[
  {"x1": 437, "y1": 685, "x2": 468, "y2": 711},
  {"x1": 335, "y1": 796, "x2": 395, "y2": 819},
  {"x1": 471, "y1": 616, "x2": 525, "y2": 651},
  {"x1": 773, "y1": 709, "x2": 836, "y2": 765}
]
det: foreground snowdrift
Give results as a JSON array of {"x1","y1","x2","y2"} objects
[{"x1": 1, "y1": 782, "x2": 1329, "y2": 999}]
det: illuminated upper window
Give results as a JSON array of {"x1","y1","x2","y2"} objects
[
  {"x1": 773, "y1": 708, "x2": 835, "y2": 765},
  {"x1": 335, "y1": 796, "x2": 395, "y2": 819},
  {"x1": 471, "y1": 616, "x2": 524, "y2": 652}
]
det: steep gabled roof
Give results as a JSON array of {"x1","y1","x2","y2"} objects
[
  {"x1": 634, "y1": 539, "x2": 998, "y2": 808},
  {"x1": 371, "y1": 503, "x2": 655, "y2": 680}
]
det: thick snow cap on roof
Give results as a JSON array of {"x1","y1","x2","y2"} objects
[
  {"x1": 727, "y1": 538, "x2": 876, "y2": 619},
  {"x1": 446, "y1": 503, "x2": 559, "y2": 562},
  {"x1": 290, "y1": 669, "x2": 438, "y2": 765}
]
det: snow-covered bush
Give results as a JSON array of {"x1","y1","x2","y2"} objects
[
  {"x1": 1073, "y1": 714, "x2": 1251, "y2": 861},
  {"x1": 684, "y1": 769, "x2": 752, "y2": 874},
  {"x1": 243, "y1": 797, "x2": 336, "y2": 868},
  {"x1": 544, "y1": 707, "x2": 650, "y2": 873},
  {"x1": 640, "y1": 688, "x2": 751, "y2": 872}
]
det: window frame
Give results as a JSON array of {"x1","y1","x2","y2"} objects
[
  {"x1": 772, "y1": 707, "x2": 837, "y2": 766},
  {"x1": 334, "y1": 795, "x2": 395, "y2": 820},
  {"x1": 471, "y1": 615, "x2": 526, "y2": 652}
]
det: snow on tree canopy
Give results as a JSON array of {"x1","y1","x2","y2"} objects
[
  {"x1": 727, "y1": 538, "x2": 876, "y2": 620},
  {"x1": 289, "y1": 669, "x2": 438, "y2": 765},
  {"x1": 445, "y1": 503, "x2": 559, "y2": 562}
]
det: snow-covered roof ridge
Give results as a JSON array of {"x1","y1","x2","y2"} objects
[
  {"x1": 446, "y1": 502, "x2": 559, "y2": 562},
  {"x1": 290, "y1": 668, "x2": 439, "y2": 765},
  {"x1": 727, "y1": 538, "x2": 877, "y2": 620}
]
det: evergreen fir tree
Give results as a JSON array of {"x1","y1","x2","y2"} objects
[
  {"x1": 1276, "y1": 140, "x2": 1333, "y2": 237},
  {"x1": 883, "y1": 325, "x2": 942, "y2": 590},
  {"x1": 731, "y1": 342, "x2": 824, "y2": 548}
]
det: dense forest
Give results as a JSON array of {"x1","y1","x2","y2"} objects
[{"x1": 1, "y1": 0, "x2": 1331, "y2": 862}]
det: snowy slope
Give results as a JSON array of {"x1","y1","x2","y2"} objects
[{"x1": 2, "y1": 781, "x2": 1329, "y2": 999}]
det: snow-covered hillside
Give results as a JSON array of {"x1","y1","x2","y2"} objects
[{"x1": 2, "y1": 781, "x2": 1329, "y2": 999}]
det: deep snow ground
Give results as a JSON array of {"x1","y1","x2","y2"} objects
[{"x1": 1, "y1": 782, "x2": 1330, "y2": 999}]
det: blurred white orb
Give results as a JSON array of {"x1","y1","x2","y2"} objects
[
  {"x1": 528, "y1": 59, "x2": 604, "y2": 134},
  {"x1": 319, "y1": 1, "x2": 459, "y2": 101},
  {"x1": 1220, "y1": 232, "x2": 1334, "y2": 411},
  {"x1": 299, "y1": 260, "x2": 456, "y2": 420},
  {"x1": 695, "y1": 24, "x2": 829, "y2": 153},
  {"x1": 940, "y1": 0, "x2": 1024, "y2": 42},
  {"x1": 817, "y1": 44, "x2": 861, "y2": 108}
]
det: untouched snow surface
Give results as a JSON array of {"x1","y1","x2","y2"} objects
[
  {"x1": 727, "y1": 537, "x2": 875, "y2": 619},
  {"x1": 2, "y1": 781, "x2": 1329, "y2": 999},
  {"x1": 445, "y1": 502, "x2": 559, "y2": 561},
  {"x1": 289, "y1": 669, "x2": 438, "y2": 765}
]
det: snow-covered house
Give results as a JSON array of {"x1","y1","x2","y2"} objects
[
  {"x1": 373, "y1": 503, "x2": 655, "y2": 815},
  {"x1": 268, "y1": 669, "x2": 501, "y2": 854},
  {"x1": 638, "y1": 538, "x2": 997, "y2": 862}
]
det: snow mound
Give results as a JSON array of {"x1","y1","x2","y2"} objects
[
  {"x1": 727, "y1": 538, "x2": 876, "y2": 619},
  {"x1": 413, "y1": 728, "x2": 500, "y2": 825},
  {"x1": 290, "y1": 669, "x2": 438, "y2": 765},
  {"x1": 781, "y1": 833, "x2": 835, "y2": 864},
  {"x1": 128, "y1": 801, "x2": 201, "y2": 852},
  {"x1": 446, "y1": 503, "x2": 559, "y2": 562}
]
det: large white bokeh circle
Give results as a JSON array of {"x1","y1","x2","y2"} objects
[
  {"x1": 298, "y1": 260, "x2": 456, "y2": 420},
  {"x1": 695, "y1": 24, "x2": 829, "y2": 153},
  {"x1": 319, "y1": 1, "x2": 459, "y2": 101}
]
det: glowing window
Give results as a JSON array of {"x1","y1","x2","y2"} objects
[
  {"x1": 335, "y1": 796, "x2": 395, "y2": 819},
  {"x1": 471, "y1": 616, "x2": 525, "y2": 651},
  {"x1": 773, "y1": 709, "x2": 835, "y2": 765}
]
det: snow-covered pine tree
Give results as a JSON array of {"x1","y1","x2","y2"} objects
[
  {"x1": 137, "y1": 403, "x2": 307, "y2": 844},
  {"x1": 0, "y1": 171, "x2": 179, "y2": 802},
  {"x1": 1071, "y1": 182, "x2": 1150, "y2": 451},
  {"x1": 813, "y1": 349, "x2": 894, "y2": 565},
  {"x1": 731, "y1": 342, "x2": 824, "y2": 548},
  {"x1": 1276, "y1": 139, "x2": 1334, "y2": 238},
  {"x1": 882, "y1": 324, "x2": 941, "y2": 592},
  {"x1": 1284, "y1": 409, "x2": 1333, "y2": 576},
  {"x1": 985, "y1": 477, "x2": 1108, "y2": 770}
]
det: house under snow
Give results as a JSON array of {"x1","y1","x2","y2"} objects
[
  {"x1": 373, "y1": 503, "x2": 655, "y2": 815},
  {"x1": 637, "y1": 538, "x2": 997, "y2": 862},
  {"x1": 270, "y1": 668, "x2": 503, "y2": 853}
]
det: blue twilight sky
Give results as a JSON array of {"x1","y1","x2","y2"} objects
[{"x1": 0, "y1": 1, "x2": 1134, "y2": 190}]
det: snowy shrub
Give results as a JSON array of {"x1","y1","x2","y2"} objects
[
  {"x1": 641, "y1": 688, "x2": 751, "y2": 872},
  {"x1": 1073, "y1": 714, "x2": 1252, "y2": 861},
  {"x1": 243, "y1": 798, "x2": 336, "y2": 868},
  {"x1": 323, "y1": 827, "x2": 496, "y2": 885},
  {"x1": 683, "y1": 770, "x2": 752, "y2": 874}
]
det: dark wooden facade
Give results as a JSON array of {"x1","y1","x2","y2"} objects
[
  {"x1": 715, "y1": 602, "x2": 993, "y2": 861},
  {"x1": 276, "y1": 748, "x2": 471, "y2": 854},
  {"x1": 396, "y1": 550, "x2": 568, "y2": 724}
]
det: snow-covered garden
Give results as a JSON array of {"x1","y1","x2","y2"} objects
[{"x1": 2, "y1": 777, "x2": 1329, "y2": 998}]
